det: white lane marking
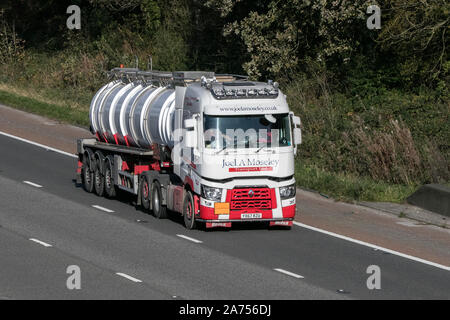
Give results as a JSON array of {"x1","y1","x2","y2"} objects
[
  {"x1": 92, "y1": 205, "x2": 115, "y2": 213},
  {"x1": 29, "y1": 238, "x2": 52, "y2": 247},
  {"x1": 0, "y1": 130, "x2": 77, "y2": 158},
  {"x1": 176, "y1": 234, "x2": 203, "y2": 244},
  {"x1": 293, "y1": 221, "x2": 450, "y2": 272},
  {"x1": 274, "y1": 268, "x2": 304, "y2": 279},
  {"x1": 116, "y1": 273, "x2": 142, "y2": 283},
  {"x1": 23, "y1": 181, "x2": 43, "y2": 188}
]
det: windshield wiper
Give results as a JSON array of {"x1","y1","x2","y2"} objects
[
  {"x1": 215, "y1": 145, "x2": 228, "y2": 154},
  {"x1": 256, "y1": 146, "x2": 274, "y2": 153}
]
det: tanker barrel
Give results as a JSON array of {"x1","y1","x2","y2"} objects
[
  {"x1": 90, "y1": 71, "x2": 176, "y2": 148},
  {"x1": 91, "y1": 68, "x2": 219, "y2": 149}
]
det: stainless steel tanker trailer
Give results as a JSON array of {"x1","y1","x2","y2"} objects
[{"x1": 76, "y1": 67, "x2": 302, "y2": 229}]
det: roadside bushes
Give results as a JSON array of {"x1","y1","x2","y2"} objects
[
  {"x1": 286, "y1": 70, "x2": 450, "y2": 190},
  {"x1": 0, "y1": 13, "x2": 25, "y2": 83},
  {"x1": 342, "y1": 117, "x2": 433, "y2": 185},
  {"x1": 0, "y1": 20, "x2": 191, "y2": 113}
]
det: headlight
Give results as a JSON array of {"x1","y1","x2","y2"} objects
[
  {"x1": 201, "y1": 185, "x2": 222, "y2": 202},
  {"x1": 279, "y1": 184, "x2": 296, "y2": 199}
]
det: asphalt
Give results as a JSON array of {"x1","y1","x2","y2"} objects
[{"x1": 0, "y1": 133, "x2": 449, "y2": 299}]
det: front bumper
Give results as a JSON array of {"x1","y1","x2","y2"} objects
[{"x1": 196, "y1": 218, "x2": 294, "y2": 228}]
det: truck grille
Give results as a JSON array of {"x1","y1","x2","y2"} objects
[
  {"x1": 231, "y1": 188, "x2": 270, "y2": 200},
  {"x1": 230, "y1": 188, "x2": 272, "y2": 210}
]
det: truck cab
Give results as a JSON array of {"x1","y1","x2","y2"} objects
[{"x1": 171, "y1": 77, "x2": 301, "y2": 228}]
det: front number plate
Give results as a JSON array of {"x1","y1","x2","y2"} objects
[{"x1": 241, "y1": 213, "x2": 262, "y2": 219}]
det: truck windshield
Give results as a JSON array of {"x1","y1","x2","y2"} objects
[{"x1": 203, "y1": 113, "x2": 292, "y2": 149}]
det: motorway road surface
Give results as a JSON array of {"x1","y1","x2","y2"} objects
[{"x1": 0, "y1": 133, "x2": 449, "y2": 299}]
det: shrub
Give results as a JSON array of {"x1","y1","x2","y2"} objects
[{"x1": 285, "y1": 63, "x2": 449, "y2": 187}]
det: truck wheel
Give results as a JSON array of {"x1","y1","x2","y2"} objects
[
  {"x1": 82, "y1": 156, "x2": 94, "y2": 193},
  {"x1": 140, "y1": 175, "x2": 151, "y2": 211},
  {"x1": 183, "y1": 191, "x2": 197, "y2": 230},
  {"x1": 152, "y1": 181, "x2": 167, "y2": 219},
  {"x1": 94, "y1": 159, "x2": 105, "y2": 197},
  {"x1": 104, "y1": 157, "x2": 116, "y2": 198}
]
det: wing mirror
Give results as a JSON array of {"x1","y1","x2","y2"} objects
[
  {"x1": 184, "y1": 117, "x2": 198, "y2": 148},
  {"x1": 290, "y1": 113, "x2": 302, "y2": 154}
]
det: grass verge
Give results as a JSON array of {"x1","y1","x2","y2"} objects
[
  {"x1": 295, "y1": 162, "x2": 417, "y2": 203},
  {"x1": 0, "y1": 89, "x2": 89, "y2": 127}
]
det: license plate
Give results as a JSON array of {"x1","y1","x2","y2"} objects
[{"x1": 241, "y1": 213, "x2": 262, "y2": 219}]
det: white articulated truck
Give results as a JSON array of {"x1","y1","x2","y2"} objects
[{"x1": 76, "y1": 68, "x2": 302, "y2": 229}]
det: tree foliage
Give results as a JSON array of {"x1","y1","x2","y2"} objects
[
  {"x1": 378, "y1": 0, "x2": 449, "y2": 85},
  {"x1": 2, "y1": 0, "x2": 447, "y2": 86},
  {"x1": 218, "y1": 0, "x2": 374, "y2": 80}
]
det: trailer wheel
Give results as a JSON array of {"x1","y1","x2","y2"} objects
[
  {"x1": 183, "y1": 191, "x2": 197, "y2": 230},
  {"x1": 94, "y1": 159, "x2": 105, "y2": 197},
  {"x1": 140, "y1": 175, "x2": 151, "y2": 211},
  {"x1": 104, "y1": 157, "x2": 116, "y2": 198},
  {"x1": 152, "y1": 181, "x2": 167, "y2": 219},
  {"x1": 82, "y1": 155, "x2": 94, "y2": 193}
]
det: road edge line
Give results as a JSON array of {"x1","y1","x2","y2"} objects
[
  {"x1": 0, "y1": 130, "x2": 77, "y2": 158},
  {"x1": 293, "y1": 221, "x2": 450, "y2": 271}
]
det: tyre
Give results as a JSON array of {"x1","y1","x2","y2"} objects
[
  {"x1": 82, "y1": 155, "x2": 94, "y2": 193},
  {"x1": 94, "y1": 158, "x2": 105, "y2": 197},
  {"x1": 152, "y1": 181, "x2": 167, "y2": 219},
  {"x1": 183, "y1": 191, "x2": 197, "y2": 230},
  {"x1": 140, "y1": 175, "x2": 151, "y2": 211},
  {"x1": 104, "y1": 157, "x2": 116, "y2": 198}
]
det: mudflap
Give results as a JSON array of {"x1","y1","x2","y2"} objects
[{"x1": 76, "y1": 159, "x2": 83, "y2": 185}]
